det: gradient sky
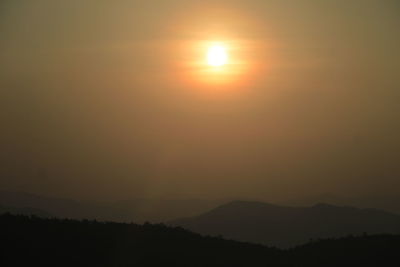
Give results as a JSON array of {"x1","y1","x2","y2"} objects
[{"x1": 0, "y1": 0, "x2": 399, "y2": 201}]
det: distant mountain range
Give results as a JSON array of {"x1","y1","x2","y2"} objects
[
  {"x1": 0, "y1": 191, "x2": 222, "y2": 223},
  {"x1": 0, "y1": 205, "x2": 52, "y2": 218},
  {"x1": 2, "y1": 191, "x2": 400, "y2": 248},
  {"x1": 281, "y1": 193, "x2": 400, "y2": 215},
  {"x1": 170, "y1": 200, "x2": 400, "y2": 248},
  {"x1": 2, "y1": 213, "x2": 400, "y2": 267}
]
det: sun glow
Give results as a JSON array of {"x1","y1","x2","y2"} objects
[
  {"x1": 181, "y1": 39, "x2": 255, "y2": 90},
  {"x1": 207, "y1": 45, "x2": 228, "y2": 67}
]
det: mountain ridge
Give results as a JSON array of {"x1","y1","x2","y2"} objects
[
  {"x1": 170, "y1": 200, "x2": 400, "y2": 247},
  {"x1": 2, "y1": 213, "x2": 400, "y2": 267}
]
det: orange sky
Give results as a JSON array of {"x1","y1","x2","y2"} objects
[{"x1": 0, "y1": 0, "x2": 399, "y2": 201}]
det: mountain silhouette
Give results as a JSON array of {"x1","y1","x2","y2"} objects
[
  {"x1": 0, "y1": 213, "x2": 279, "y2": 267},
  {"x1": 283, "y1": 194, "x2": 400, "y2": 214},
  {"x1": 0, "y1": 205, "x2": 52, "y2": 217},
  {"x1": 2, "y1": 213, "x2": 400, "y2": 267},
  {"x1": 0, "y1": 191, "x2": 222, "y2": 223},
  {"x1": 170, "y1": 200, "x2": 400, "y2": 247}
]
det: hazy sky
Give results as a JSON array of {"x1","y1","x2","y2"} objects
[{"x1": 1, "y1": 0, "x2": 399, "y2": 201}]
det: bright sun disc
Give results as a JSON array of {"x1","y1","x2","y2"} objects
[{"x1": 207, "y1": 45, "x2": 228, "y2": 67}]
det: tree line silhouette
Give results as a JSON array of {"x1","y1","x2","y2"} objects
[{"x1": 1, "y1": 213, "x2": 399, "y2": 266}]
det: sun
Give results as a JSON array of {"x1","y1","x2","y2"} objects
[{"x1": 207, "y1": 45, "x2": 228, "y2": 67}]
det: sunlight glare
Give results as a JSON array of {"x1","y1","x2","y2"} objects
[{"x1": 207, "y1": 45, "x2": 228, "y2": 67}]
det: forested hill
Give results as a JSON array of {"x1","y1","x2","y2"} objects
[
  {"x1": 0, "y1": 213, "x2": 279, "y2": 267},
  {"x1": 1, "y1": 213, "x2": 400, "y2": 267},
  {"x1": 170, "y1": 200, "x2": 400, "y2": 247}
]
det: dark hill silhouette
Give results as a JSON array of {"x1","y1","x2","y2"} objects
[
  {"x1": 0, "y1": 213, "x2": 279, "y2": 267},
  {"x1": 283, "y1": 193, "x2": 400, "y2": 215},
  {"x1": 0, "y1": 191, "x2": 222, "y2": 223},
  {"x1": 1, "y1": 213, "x2": 400, "y2": 267},
  {"x1": 0, "y1": 205, "x2": 52, "y2": 217},
  {"x1": 170, "y1": 200, "x2": 400, "y2": 248}
]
